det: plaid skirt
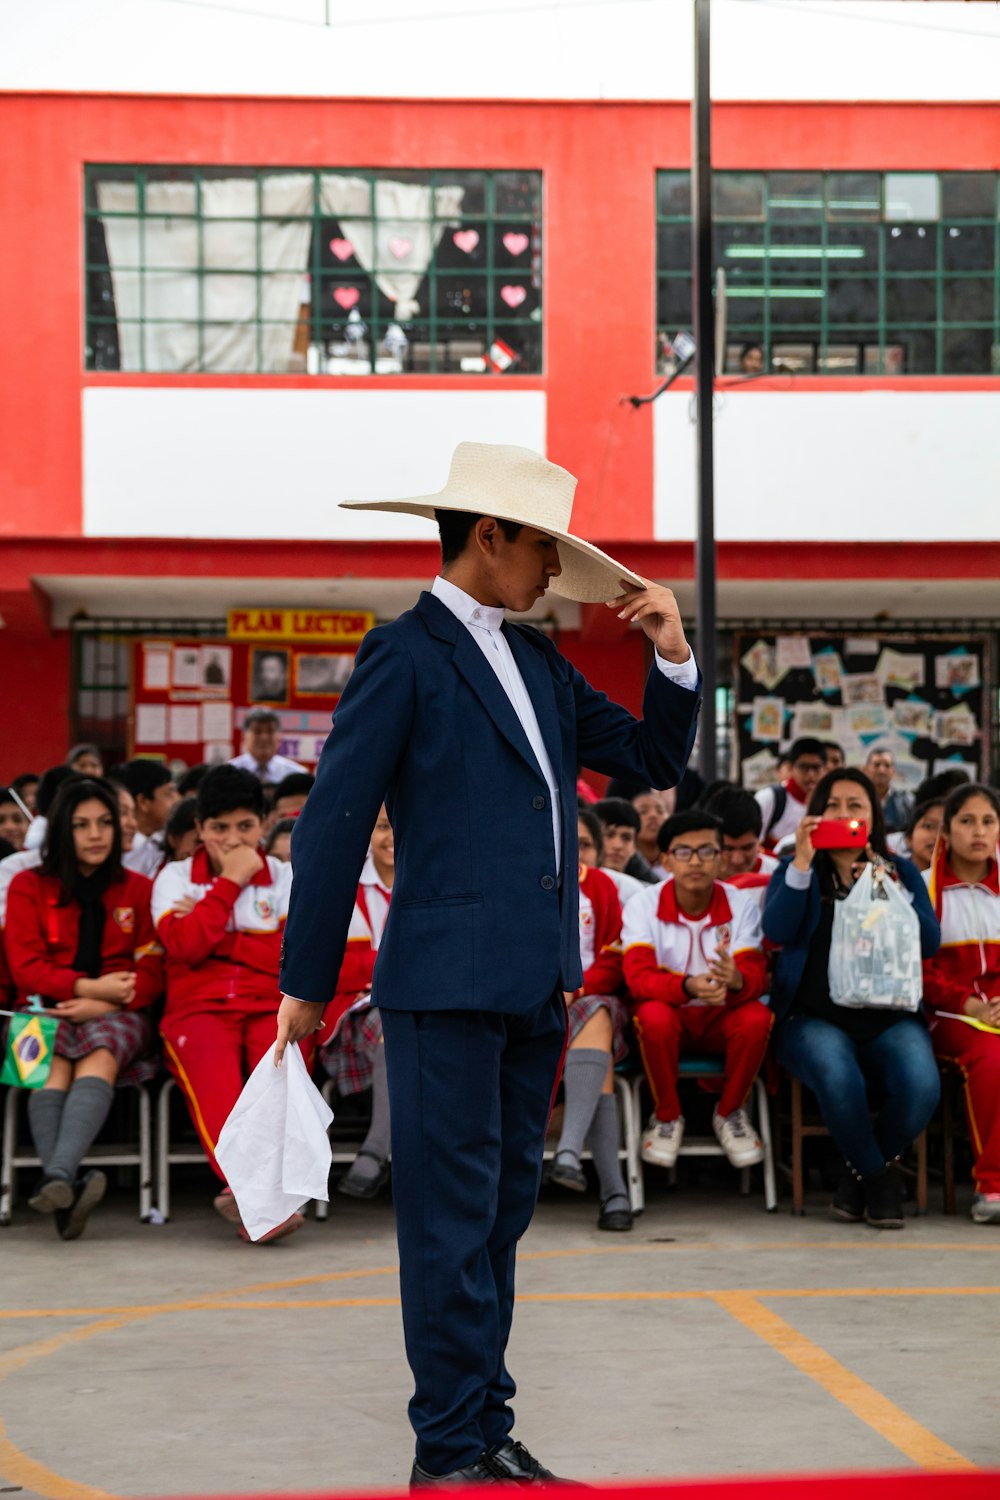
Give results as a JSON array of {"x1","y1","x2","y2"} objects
[
  {"x1": 568, "y1": 992, "x2": 631, "y2": 1064},
  {"x1": 0, "y1": 1009, "x2": 157, "y2": 1087},
  {"x1": 320, "y1": 998, "x2": 383, "y2": 1096}
]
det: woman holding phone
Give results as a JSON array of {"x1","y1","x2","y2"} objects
[{"x1": 764, "y1": 768, "x2": 940, "y2": 1229}]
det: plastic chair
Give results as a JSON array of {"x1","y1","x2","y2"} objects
[
  {"x1": 1, "y1": 1081, "x2": 153, "y2": 1224},
  {"x1": 630, "y1": 1057, "x2": 778, "y2": 1212}
]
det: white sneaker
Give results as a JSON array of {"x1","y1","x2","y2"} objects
[
  {"x1": 971, "y1": 1193, "x2": 1000, "y2": 1225},
  {"x1": 713, "y1": 1108, "x2": 765, "y2": 1168},
  {"x1": 641, "y1": 1114, "x2": 684, "y2": 1168}
]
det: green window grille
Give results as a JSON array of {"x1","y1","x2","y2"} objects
[
  {"x1": 85, "y1": 166, "x2": 542, "y2": 376},
  {"x1": 656, "y1": 170, "x2": 1000, "y2": 375}
]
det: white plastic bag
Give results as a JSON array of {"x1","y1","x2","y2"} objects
[
  {"x1": 828, "y1": 861, "x2": 922, "y2": 1012},
  {"x1": 215, "y1": 1042, "x2": 333, "y2": 1241}
]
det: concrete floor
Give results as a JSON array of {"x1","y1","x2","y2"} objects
[{"x1": 1, "y1": 1169, "x2": 999, "y2": 1497}]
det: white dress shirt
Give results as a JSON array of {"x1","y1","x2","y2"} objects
[
  {"x1": 430, "y1": 575, "x2": 699, "y2": 876},
  {"x1": 229, "y1": 751, "x2": 308, "y2": 783}
]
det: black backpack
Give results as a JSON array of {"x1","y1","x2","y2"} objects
[{"x1": 761, "y1": 782, "x2": 788, "y2": 843}]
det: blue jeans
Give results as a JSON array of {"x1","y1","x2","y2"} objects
[{"x1": 774, "y1": 1013, "x2": 940, "y2": 1178}]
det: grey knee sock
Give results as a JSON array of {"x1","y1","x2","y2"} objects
[
  {"x1": 556, "y1": 1048, "x2": 608, "y2": 1164},
  {"x1": 585, "y1": 1093, "x2": 629, "y2": 1209},
  {"x1": 47, "y1": 1077, "x2": 114, "y2": 1184},
  {"x1": 27, "y1": 1089, "x2": 68, "y2": 1175},
  {"x1": 349, "y1": 1047, "x2": 391, "y2": 1183}
]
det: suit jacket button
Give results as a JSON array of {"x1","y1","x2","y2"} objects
[
  {"x1": 540, "y1": 875, "x2": 555, "y2": 891},
  {"x1": 532, "y1": 795, "x2": 546, "y2": 810}
]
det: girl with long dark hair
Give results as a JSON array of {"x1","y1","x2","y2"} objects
[
  {"x1": 922, "y1": 782, "x2": 1000, "y2": 1224},
  {"x1": 764, "y1": 767, "x2": 940, "y2": 1229},
  {"x1": 4, "y1": 778, "x2": 162, "y2": 1239}
]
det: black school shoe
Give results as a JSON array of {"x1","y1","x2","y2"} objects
[
  {"x1": 864, "y1": 1167, "x2": 905, "y2": 1230},
  {"x1": 597, "y1": 1197, "x2": 633, "y2": 1232},
  {"x1": 55, "y1": 1169, "x2": 107, "y2": 1241},
  {"x1": 410, "y1": 1453, "x2": 510, "y2": 1487},
  {"x1": 548, "y1": 1152, "x2": 587, "y2": 1192},
  {"x1": 489, "y1": 1439, "x2": 587, "y2": 1486},
  {"x1": 830, "y1": 1169, "x2": 866, "y2": 1224}
]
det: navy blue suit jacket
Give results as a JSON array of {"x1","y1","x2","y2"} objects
[{"x1": 280, "y1": 590, "x2": 701, "y2": 1014}]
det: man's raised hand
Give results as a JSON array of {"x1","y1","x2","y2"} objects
[{"x1": 609, "y1": 580, "x2": 690, "y2": 665}]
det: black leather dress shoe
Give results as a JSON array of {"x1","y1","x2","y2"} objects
[
  {"x1": 410, "y1": 1454, "x2": 509, "y2": 1487},
  {"x1": 489, "y1": 1439, "x2": 587, "y2": 1485},
  {"x1": 597, "y1": 1199, "x2": 633, "y2": 1232}
]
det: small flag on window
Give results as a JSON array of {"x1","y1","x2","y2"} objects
[
  {"x1": 1, "y1": 1011, "x2": 58, "y2": 1090},
  {"x1": 487, "y1": 339, "x2": 518, "y2": 373}
]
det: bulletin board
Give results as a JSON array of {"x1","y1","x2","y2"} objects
[
  {"x1": 734, "y1": 632, "x2": 990, "y2": 791},
  {"x1": 128, "y1": 610, "x2": 374, "y2": 768}
]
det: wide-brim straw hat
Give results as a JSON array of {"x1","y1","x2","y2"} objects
[{"x1": 339, "y1": 442, "x2": 645, "y2": 604}]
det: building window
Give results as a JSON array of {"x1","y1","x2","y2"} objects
[
  {"x1": 85, "y1": 167, "x2": 542, "y2": 376},
  {"x1": 656, "y1": 170, "x2": 1000, "y2": 375}
]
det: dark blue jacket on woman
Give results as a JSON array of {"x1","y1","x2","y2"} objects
[{"x1": 763, "y1": 855, "x2": 940, "y2": 1023}]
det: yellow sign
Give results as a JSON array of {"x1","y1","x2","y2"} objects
[{"x1": 227, "y1": 609, "x2": 374, "y2": 644}]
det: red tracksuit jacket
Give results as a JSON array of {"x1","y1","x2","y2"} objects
[
  {"x1": 621, "y1": 877, "x2": 767, "y2": 1009},
  {"x1": 576, "y1": 863, "x2": 624, "y2": 998},
  {"x1": 4, "y1": 867, "x2": 162, "y2": 1009},
  {"x1": 922, "y1": 853, "x2": 1000, "y2": 1017}
]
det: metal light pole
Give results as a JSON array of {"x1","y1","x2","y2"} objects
[{"x1": 691, "y1": 0, "x2": 717, "y2": 781}]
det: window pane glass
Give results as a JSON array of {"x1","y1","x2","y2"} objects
[
  {"x1": 771, "y1": 341, "x2": 816, "y2": 373},
  {"x1": 885, "y1": 224, "x2": 936, "y2": 272},
  {"x1": 767, "y1": 173, "x2": 823, "y2": 223},
  {"x1": 827, "y1": 224, "x2": 879, "y2": 264},
  {"x1": 819, "y1": 343, "x2": 861, "y2": 374},
  {"x1": 942, "y1": 277, "x2": 994, "y2": 323},
  {"x1": 493, "y1": 172, "x2": 540, "y2": 217},
  {"x1": 885, "y1": 278, "x2": 936, "y2": 322},
  {"x1": 657, "y1": 224, "x2": 689, "y2": 267},
  {"x1": 884, "y1": 173, "x2": 940, "y2": 223},
  {"x1": 827, "y1": 173, "x2": 881, "y2": 221},
  {"x1": 886, "y1": 328, "x2": 937, "y2": 373},
  {"x1": 828, "y1": 278, "x2": 878, "y2": 323},
  {"x1": 941, "y1": 328, "x2": 994, "y2": 373},
  {"x1": 657, "y1": 277, "x2": 691, "y2": 328},
  {"x1": 657, "y1": 172, "x2": 691, "y2": 217},
  {"x1": 713, "y1": 173, "x2": 765, "y2": 220},
  {"x1": 941, "y1": 173, "x2": 997, "y2": 219},
  {"x1": 942, "y1": 224, "x2": 995, "y2": 272}
]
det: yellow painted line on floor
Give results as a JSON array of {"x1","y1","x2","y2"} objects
[{"x1": 712, "y1": 1290, "x2": 975, "y2": 1471}]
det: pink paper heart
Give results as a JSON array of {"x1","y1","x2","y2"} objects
[
  {"x1": 500, "y1": 285, "x2": 527, "y2": 309},
  {"x1": 453, "y1": 229, "x2": 480, "y2": 254},
  {"x1": 333, "y1": 286, "x2": 360, "y2": 310},
  {"x1": 330, "y1": 238, "x2": 354, "y2": 261},
  {"x1": 502, "y1": 232, "x2": 529, "y2": 257},
  {"x1": 388, "y1": 237, "x2": 413, "y2": 260}
]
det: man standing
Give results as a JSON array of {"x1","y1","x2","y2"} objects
[
  {"x1": 229, "y1": 707, "x2": 307, "y2": 784},
  {"x1": 865, "y1": 746, "x2": 914, "y2": 832},
  {"x1": 276, "y1": 443, "x2": 700, "y2": 1487}
]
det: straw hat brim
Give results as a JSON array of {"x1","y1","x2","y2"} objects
[{"x1": 339, "y1": 498, "x2": 644, "y2": 604}]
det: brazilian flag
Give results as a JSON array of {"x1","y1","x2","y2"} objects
[{"x1": 1, "y1": 1011, "x2": 58, "y2": 1089}]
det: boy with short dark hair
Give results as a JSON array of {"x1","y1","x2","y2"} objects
[
  {"x1": 705, "y1": 786, "x2": 778, "y2": 904},
  {"x1": 594, "y1": 797, "x2": 659, "y2": 884},
  {"x1": 755, "y1": 737, "x2": 827, "y2": 851},
  {"x1": 623, "y1": 809, "x2": 770, "y2": 1171},
  {"x1": 117, "y1": 760, "x2": 180, "y2": 878},
  {"x1": 152, "y1": 764, "x2": 300, "y2": 1241}
]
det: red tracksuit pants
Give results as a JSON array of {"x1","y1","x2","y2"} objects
[
  {"x1": 932, "y1": 1015, "x2": 1000, "y2": 1195},
  {"x1": 633, "y1": 999, "x2": 773, "y2": 1123},
  {"x1": 161, "y1": 1004, "x2": 314, "y2": 1184}
]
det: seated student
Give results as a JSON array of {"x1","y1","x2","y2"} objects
[
  {"x1": 265, "y1": 817, "x2": 295, "y2": 864},
  {"x1": 264, "y1": 772, "x2": 315, "y2": 835},
  {"x1": 152, "y1": 765, "x2": 300, "y2": 1242},
  {"x1": 108, "y1": 780, "x2": 139, "y2": 859},
  {"x1": 623, "y1": 810, "x2": 771, "y2": 1172},
  {"x1": 889, "y1": 798, "x2": 944, "y2": 870},
  {"x1": 4, "y1": 778, "x2": 161, "y2": 1240},
  {"x1": 577, "y1": 808, "x2": 644, "y2": 910},
  {"x1": 0, "y1": 786, "x2": 30, "y2": 853},
  {"x1": 764, "y1": 767, "x2": 940, "y2": 1229},
  {"x1": 824, "y1": 743, "x2": 845, "y2": 773},
  {"x1": 118, "y1": 761, "x2": 180, "y2": 879},
  {"x1": 550, "y1": 859, "x2": 633, "y2": 1231},
  {"x1": 755, "y1": 738, "x2": 827, "y2": 852},
  {"x1": 11, "y1": 772, "x2": 40, "y2": 815},
  {"x1": 2, "y1": 767, "x2": 82, "y2": 895},
  {"x1": 706, "y1": 786, "x2": 779, "y2": 898},
  {"x1": 318, "y1": 807, "x2": 394, "y2": 1198},
  {"x1": 177, "y1": 764, "x2": 210, "y2": 798},
  {"x1": 594, "y1": 797, "x2": 659, "y2": 885},
  {"x1": 632, "y1": 788, "x2": 674, "y2": 880},
  {"x1": 164, "y1": 797, "x2": 200, "y2": 862},
  {"x1": 922, "y1": 783, "x2": 1000, "y2": 1225},
  {"x1": 66, "y1": 743, "x2": 104, "y2": 778}
]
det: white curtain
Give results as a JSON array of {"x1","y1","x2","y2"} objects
[
  {"x1": 319, "y1": 176, "x2": 464, "y2": 321},
  {"x1": 96, "y1": 174, "x2": 314, "y2": 372}
]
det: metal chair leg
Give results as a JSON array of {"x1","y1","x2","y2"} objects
[
  {"x1": 0, "y1": 1087, "x2": 17, "y2": 1226},
  {"x1": 754, "y1": 1075, "x2": 778, "y2": 1213}
]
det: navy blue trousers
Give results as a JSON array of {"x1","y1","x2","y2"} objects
[{"x1": 380, "y1": 991, "x2": 567, "y2": 1474}]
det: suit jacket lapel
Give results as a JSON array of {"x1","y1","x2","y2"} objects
[{"x1": 415, "y1": 592, "x2": 546, "y2": 777}]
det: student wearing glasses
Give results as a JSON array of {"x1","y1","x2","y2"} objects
[{"x1": 622, "y1": 810, "x2": 771, "y2": 1173}]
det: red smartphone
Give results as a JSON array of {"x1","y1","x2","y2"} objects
[{"x1": 811, "y1": 818, "x2": 868, "y2": 851}]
